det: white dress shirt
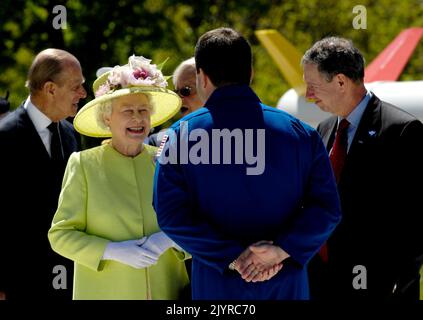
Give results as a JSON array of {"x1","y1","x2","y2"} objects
[
  {"x1": 24, "y1": 97, "x2": 54, "y2": 157},
  {"x1": 336, "y1": 90, "x2": 372, "y2": 153}
]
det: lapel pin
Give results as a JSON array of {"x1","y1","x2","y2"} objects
[{"x1": 368, "y1": 130, "x2": 376, "y2": 137}]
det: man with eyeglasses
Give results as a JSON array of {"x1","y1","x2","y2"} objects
[
  {"x1": 148, "y1": 57, "x2": 203, "y2": 146},
  {"x1": 173, "y1": 57, "x2": 203, "y2": 117}
]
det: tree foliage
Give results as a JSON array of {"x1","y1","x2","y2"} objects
[{"x1": 1, "y1": 0, "x2": 422, "y2": 110}]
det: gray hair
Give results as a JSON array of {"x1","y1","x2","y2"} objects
[
  {"x1": 172, "y1": 57, "x2": 196, "y2": 86},
  {"x1": 301, "y1": 36, "x2": 365, "y2": 83},
  {"x1": 95, "y1": 93, "x2": 155, "y2": 130},
  {"x1": 96, "y1": 100, "x2": 113, "y2": 131},
  {"x1": 26, "y1": 48, "x2": 80, "y2": 94}
]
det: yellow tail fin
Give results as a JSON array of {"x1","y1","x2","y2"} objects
[{"x1": 255, "y1": 30, "x2": 305, "y2": 95}]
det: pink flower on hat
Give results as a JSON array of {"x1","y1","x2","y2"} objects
[
  {"x1": 133, "y1": 69, "x2": 148, "y2": 80},
  {"x1": 95, "y1": 55, "x2": 168, "y2": 97},
  {"x1": 94, "y1": 83, "x2": 111, "y2": 97}
]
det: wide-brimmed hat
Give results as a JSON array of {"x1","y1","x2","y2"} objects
[{"x1": 74, "y1": 55, "x2": 181, "y2": 137}]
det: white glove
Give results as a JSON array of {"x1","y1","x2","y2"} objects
[
  {"x1": 141, "y1": 232, "x2": 182, "y2": 257},
  {"x1": 102, "y1": 237, "x2": 159, "y2": 269}
]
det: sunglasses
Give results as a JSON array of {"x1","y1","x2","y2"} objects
[{"x1": 174, "y1": 86, "x2": 193, "y2": 97}]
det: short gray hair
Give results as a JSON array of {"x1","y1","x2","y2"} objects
[
  {"x1": 95, "y1": 93, "x2": 155, "y2": 130},
  {"x1": 172, "y1": 57, "x2": 196, "y2": 86},
  {"x1": 301, "y1": 37, "x2": 365, "y2": 83},
  {"x1": 26, "y1": 48, "x2": 80, "y2": 94}
]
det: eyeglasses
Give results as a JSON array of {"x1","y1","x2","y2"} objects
[{"x1": 174, "y1": 86, "x2": 193, "y2": 97}]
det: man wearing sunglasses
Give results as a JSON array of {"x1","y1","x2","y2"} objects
[
  {"x1": 148, "y1": 57, "x2": 203, "y2": 146},
  {"x1": 173, "y1": 57, "x2": 203, "y2": 117}
]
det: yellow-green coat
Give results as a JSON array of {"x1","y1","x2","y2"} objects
[{"x1": 48, "y1": 143, "x2": 189, "y2": 300}]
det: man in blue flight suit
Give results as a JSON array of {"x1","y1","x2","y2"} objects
[{"x1": 153, "y1": 27, "x2": 341, "y2": 300}]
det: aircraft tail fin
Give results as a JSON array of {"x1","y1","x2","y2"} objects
[
  {"x1": 255, "y1": 29, "x2": 305, "y2": 95},
  {"x1": 364, "y1": 27, "x2": 423, "y2": 82}
]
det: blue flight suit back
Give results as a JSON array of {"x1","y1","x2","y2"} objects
[{"x1": 153, "y1": 85, "x2": 341, "y2": 300}]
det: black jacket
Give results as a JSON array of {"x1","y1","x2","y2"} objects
[
  {"x1": 309, "y1": 94, "x2": 423, "y2": 300},
  {"x1": 0, "y1": 104, "x2": 80, "y2": 300}
]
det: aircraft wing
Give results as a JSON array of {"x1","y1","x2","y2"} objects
[{"x1": 364, "y1": 27, "x2": 423, "y2": 82}]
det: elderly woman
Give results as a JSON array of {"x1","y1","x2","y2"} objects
[{"x1": 48, "y1": 55, "x2": 189, "y2": 300}]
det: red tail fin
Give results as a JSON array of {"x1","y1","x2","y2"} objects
[{"x1": 364, "y1": 28, "x2": 423, "y2": 82}]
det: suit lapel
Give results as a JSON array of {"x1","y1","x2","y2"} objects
[
  {"x1": 16, "y1": 105, "x2": 79, "y2": 161},
  {"x1": 347, "y1": 95, "x2": 381, "y2": 158},
  {"x1": 15, "y1": 105, "x2": 51, "y2": 161},
  {"x1": 337, "y1": 94, "x2": 382, "y2": 187},
  {"x1": 318, "y1": 95, "x2": 382, "y2": 185},
  {"x1": 58, "y1": 121, "x2": 77, "y2": 159},
  {"x1": 320, "y1": 117, "x2": 338, "y2": 152}
]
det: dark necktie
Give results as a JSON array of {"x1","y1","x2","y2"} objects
[
  {"x1": 48, "y1": 122, "x2": 63, "y2": 161},
  {"x1": 319, "y1": 118, "x2": 350, "y2": 263}
]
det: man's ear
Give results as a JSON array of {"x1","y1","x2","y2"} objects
[
  {"x1": 335, "y1": 73, "x2": 348, "y2": 92},
  {"x1": 198, "y1": 68, "x2": 208, "y2": 89},
  {"x1": 43, "y1": 81, "x2": 56, "y2": 97}
]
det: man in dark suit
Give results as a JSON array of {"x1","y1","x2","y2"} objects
[
  {"x1": 303, "y1": 36, "x2": 423, "y2": 300},
  {"x1": 0, "y1": 49, "x2": 86, "y2": 300}
]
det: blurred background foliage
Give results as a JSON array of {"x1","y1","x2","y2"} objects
[{"x1": 1, "y1": 0, "x2": 422, "y2": 116}]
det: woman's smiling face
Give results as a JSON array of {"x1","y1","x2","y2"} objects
[{"x1": 104, "y1": 93, "x2": 152, "y2": 154}]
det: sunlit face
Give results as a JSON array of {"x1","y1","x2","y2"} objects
[
  {"x1": 53, "y1": 62, "x2": 87, "y2": 118},
  {"x1": 104, "y1": 93, "x2": 152, "y2": 149},
  {"x1": 303, "y1": 63, "x2": 342, "y2": 114},
  {"x1": 175, "y1": 70, "x2": 203, "y2": 117}
]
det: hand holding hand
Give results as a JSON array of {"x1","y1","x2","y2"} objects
[{"x1": 234, "y1": 240, "x2": 289, "y2": 283}]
